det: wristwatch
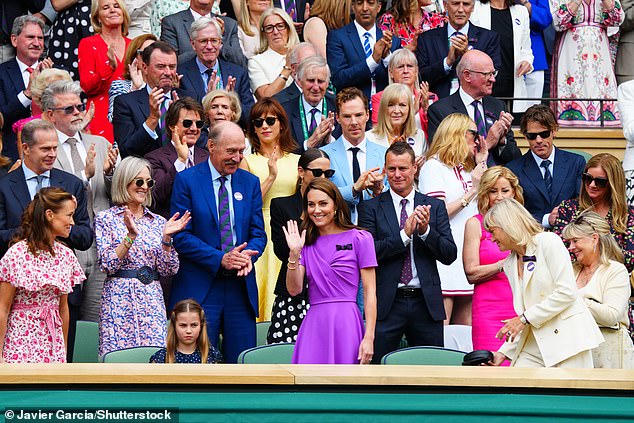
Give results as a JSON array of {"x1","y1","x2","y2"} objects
[
  {"x1": 461, "y1": 196, "x2": 469, "y2": 208},
  {"x1": 519, "y1": 313, "x2": 529, "y2": 325}
]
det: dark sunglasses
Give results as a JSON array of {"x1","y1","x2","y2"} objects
[
  {"x1": 133, "y1": 178, "x2": 155, "y2": 188},
  {"x1": 252, "y1": 117, "x2": 278, "y2": 128},
  {"x1": 306, "y1": 168, "x2": 335, "y2": 178},
  {"x1": 51, "y1": 103, "x2": 86, "y2": 115},
  {"x1": 466, "y1": 129, "x2": 478, "y2": 137},
  {"x1": 573, "y1": 213, "x2": 598, "y2": 232},
  {"x1": 181, "y1": 119, "x2": 204, "y2": 129},
  {"x1": 582, "y1": 173, "x2": 608, "y2": 188},
  {"x1": 525, "y1": 130, "x2": 551, "y2": 140}
]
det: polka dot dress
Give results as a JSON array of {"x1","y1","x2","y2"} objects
[
  {"x1": 149, "y1": 347, "x2": 223, "y2": 363},
  {"x1": 47, "y1": 0, "x2": 94, "y2": 80},
  {"x1": 266, "y1": 296, "x2": 310, "y2": 344}
]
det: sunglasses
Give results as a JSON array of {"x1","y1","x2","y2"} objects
[
  {"x1": 252, "y1": 117, "x2": 278, "y2": 128},
  {"x1": 133, "y1": 178, "x2": 155, "y2": 188},
  {"x1": 525, "y1": 130, "x2": 551, "y2": 140},
  {"x1": 466, "y1": 129, "x2": 478, "y2": 137},
  {"x1": 582, "y1": 173, "x2": 608, "y2": 188},
  {"x1": 573, "y1": 214, "x2": 598, "y2": 232},
  {"x1": 181, "y1": 119, "x2": 204, "y2": 129},
  {"x1": 306, "y1": 168, "x2": 335, "y2": 178},
  {"x1": 51, "y1": 103, "x2": 86, "y2": 115}
]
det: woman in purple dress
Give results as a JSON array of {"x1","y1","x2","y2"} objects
[
  {"x1": 463, "y1": 166, "x2": 523, "y2": 356},
  {"x1": 284, "y1": 179, "x2": 377, "y2": 364}
]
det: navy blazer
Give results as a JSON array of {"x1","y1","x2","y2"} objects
[
  {"x1": 417, "y1": 23, "x2": 501, "y2": 99},
  {"x1": 506, "y1": 148, "x2": 585, "y2": 223},
  {"x1": 327, "y1": 22, "x2": 401, "y2": 103},
  {"x1": 427, "y1": 91, "x2": 521, "y2": 165},
  {"x1": 272, "y1": 83, "x2": 301, "y2": 104},
  {"x1": 0, "y1": 59, "x2": 32, "y2": 160},
  {"x1": 169, "y1": 165, "x2": 267, "y2": 316},
  {"x1": 358, "y1": 190, "x2": 456, "y2": 321},
  {"x1": 177, "y1": 57, "x2": 254, "y2": 125},
  {"x1": 281, "y1": 94, "x2": 340, "y2": 153},
  {"x1": 0, "y1": 167, "x2": 93, "y2": 255}
]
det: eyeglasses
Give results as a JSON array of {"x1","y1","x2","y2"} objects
[
  {"x1": 466, "y1": 129, "x2": 478, "y2": 137},
  {"x1": 582, "y1": 173, "x2": 608, "y2": 188},
  {"x1": 133, "y1": 178, "x2": 155, "y2": 188},
  {"x1": 181, "y1": 119, "x2": 204, "y2": 129},
  {"x1": 525, "y1": 130, "x2": 551, "y2": 140},
  {"x1": 252, "y1": 117, "x2": 278, "y2": 127},
  {"x1": 262, "y1": 23, "x2": 287, "y2": 33},
  {"x1": 136, "y1": 48, "x2": 144, "y2": 55},
  {"x1": 467, "y1": 69, "x2": 498, "y2": 79},
  {"x1": 50, "y1": 103, "x2": 86, "y2": 114},
  {"x1": 306, "y1": 168, "x2": 336, "y2": 178},
  {"x1": 196, "y1": 37, "x2": 222, "y2": 47}
]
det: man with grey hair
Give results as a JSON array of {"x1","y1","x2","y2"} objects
[
  {"x1": 161, "y1": 0, "x2": 246, "y2": 67},
  {"x1": 0, "y1": 118, "x2": 92, "y2": 360},
  {"x1": 0, "y1": 1, "x2": 45, "y2": 63},
  {"x1": 42, "y1": 80, "x2": 119, "y2": 323},
  {"x1": 178, "y1": 16, "x2": 253, "y2": 125},
  {"x1": 281, "y1": 55, "x2": 340, "y2": 152},
  {"x1": 0, "y1": 15, "x2": 47, "y2": 160},
  {"x1": 273, "y1": 42, "x2": 319, "y2": 104}
]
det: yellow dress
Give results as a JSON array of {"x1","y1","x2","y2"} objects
[{"x1": 244, "y1": 152, "x2": 299, "y2": 321}]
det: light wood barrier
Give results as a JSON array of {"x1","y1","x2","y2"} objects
[{"x1": 513, "y1": 128, "x2": 626, "y2": 159}]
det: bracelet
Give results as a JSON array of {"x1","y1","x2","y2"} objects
[
  {"x1": 123, "y1": 235, "x2": 134, "y2": 248},
  {"x1": 278, "y1": 73, "x2": 289, "y2": 81},
  {"x1": 497, "y1": 261, "x2": 503, "y2": 273},
  {"x1": 519, "y1": 313, "x2": 530, "y2": 325},
  {"x1": 283, "y1": 65, "x2": 291, "y2": 71},
  {"x1": 161, "y1": 237, "x2": 173, "y2": 247},
  {"x1": 460, "y1": 196, "x2": 469, "y2": 208},
  {"x1": 288, "y1": 258, "x2": 297, "y2": 265},
  {"x1": 287, "y1": 264, "x2": 298, "y2": 270}
]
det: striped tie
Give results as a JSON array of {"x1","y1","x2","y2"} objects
[
  {"x1": 541, "y1": 160, "x2": 553, "y2": 196},
  {"x1": 398, "y1": 199, "x2": 413, "y2": 285},
  {"x1": 363, "y1": 32, "x2": 372, "y2": 59},
  {"x1": 218, "y1": 176, "x2": 234, "y2": 253},
  {"x1": 285, "y1": 0, "x2": 297, "y2": 20},
  {"x1": 158, "y1": 96, "x2": 170, "y2": 145},
  {"x1": 308, "y1": 108, "x2": 318, "y2": 134},
  {"x1": 472, "y1": 100, "x2": 486, "y2": 137}
]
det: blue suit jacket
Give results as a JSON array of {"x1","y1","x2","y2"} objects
[
  {"x1": 177, "y1": 57, "x2": 254, "y2": 126},
  {"x1": 169, "y1": 164, "x2": 267, "y2": 316},
  {"x1": 281, "y1": 94, "x2": 340, "y2": 153},
  {"x1": 0, "y1": 59, "x2": 31, "y2": 160},
  {"x1": 358, "y1": 190, "x2": 456, "y2": 322},
  {"x1": 0, "y1": 167, "x2": 93, "y2": 255},
  {"x1": 417, "y1": 23, "x2": 501, "y2": 99},
  {"x1": 327, "y1": 22, "x2": 401, "y2": 103},
  {"x1": 506, "y1": 148, "x2": 585, "y2": 223}
]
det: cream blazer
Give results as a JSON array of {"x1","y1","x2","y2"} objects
[
  {"x1": 499, "y1": 232, "x2": 604, "y2": 367},
  {"x1": 471, "y1": 2, "x2": 534, "y2": 113}
]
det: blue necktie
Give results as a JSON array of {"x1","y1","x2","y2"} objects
[
  {"x1": 541, "y1": 160, "x2": 553, "y2": 195},
  {"x1": 363, "y1": 32, "x2": 372, "y2": 59}
]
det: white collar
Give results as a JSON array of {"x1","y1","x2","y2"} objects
[
  {"x1": 16, "y1": 58, "x2": 38, "y2": 74},
  {"x1": 354, "y1": 21, "x2": 376, "y2": 40},
  {"x1": 446, "y1": 21, "x2": 470, "y2": 37},
  {"x1": 531, "y1": 148, "x2": 556, "y2": 167},
  {"x1": 342, "y1": 136, "x2": 367, "y2": 153}
]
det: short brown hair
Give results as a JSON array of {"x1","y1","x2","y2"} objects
[
  {"x1": 336, "y1": 87, "x2": 368, "y2": 114},
  {"x1": 165, "y1": 97, "x2": 204, "y2": 141},
  {"x1": 386, "y1": 140, "x2": 415, "y2": 164},
  {"x1": 520, "y1": 104, "x2": 558, "y2": 134},
  {"x1": 247, "y1": 97, "x2": 298, "y2": 154}
]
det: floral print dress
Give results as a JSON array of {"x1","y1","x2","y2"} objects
[
  {"x1": 378, "y1": 8, "x2": 446, "y2": 48},
  {"x1": 95, "y1": 206, "x2": 179, "y2": 357},
  {"x1": 0, "y1": 241, "x2": 85, "y2": 363}
]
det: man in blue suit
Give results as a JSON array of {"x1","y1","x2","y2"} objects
[
  {"x1": 506, "y1": 105, "x2": 585, "y2": 228},
  {"x1": 177, "y1": 17, "x2": 254, "y2": 127},
  {"x1": 0, "y1": 15, "x2": 45, "y2": 161},
  {"x1": 358, "y1": 142, "x2": 456, "y2": 363},
  {"x1": 416, "y1": 0, "x2": 501, "y2": 99},
  {"x1": 321, "y1": 87, "x2": 386, "y2": 224},
  {"x1": 326, "y1": 0, "x2": 401, "y2": 107},
  {"x1": 170, "y1": 121, "x2": 267, "y2": 363}
]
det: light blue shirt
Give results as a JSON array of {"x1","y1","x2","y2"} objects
[
  {"x1": 531, "y1": 148, "x2": 556, "y2": 228},
  {"x1": 209, "y1": 160, "x2": 237, "y2": 246},
  {"x1": 143, "y1": 84, "x2": 173, "y2": 139},
  {"x1": 443, "y1": 22, "x2": 471, "y2": 73},
  {"x1": 196, "y1": 57, "x2": 223, "y2": 90},
  {"x1": 22, "y1": 163, "x2": 50, "y2": 200}
]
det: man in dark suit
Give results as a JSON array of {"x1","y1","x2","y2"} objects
[
  {"x1": 281, "y1": 55, "x2": 340, "y2": 153},
  {"x1": 326, "y1": 0, "x2": 400, "y2": 107},
  {"x1": 507, "y1": 105, "x2": 585, "y2": 228},
  {"x1": 0, "y1": 119, "x2": 92, "y2": 361},
  {"x1": 427, "y1": 50, "x2": 521, "y2": 166},
  {"x1": 358, "y1": 141, "x2": 457, "y2": 363},
  {"x1": 0, "y1": 15, "x2": 45, "y2": 160},
  {"x1": 177, "y1": 17, "x2": 254, "y2": 126},
  {"x1": 170, "y1": 121, "x2": 267, "y2": 363},
  {"x1": 161, "y1": 0, "x2": 247, "y2": 68},
  {"x1": 113, "y1": 41, "x2": 194, "y2": 158},
  {"x1": 145, "y1": 98, "x2": 209, "y2": 219},
  {"x1": 417, "y1": 0, "x2": 501, "y2": 99},
  {"x1": 0, "y1": 2, "x2": 45, "y2": 63},
  {"x1": 272, "y1": 42, "x2": 319, "y2": 105}
]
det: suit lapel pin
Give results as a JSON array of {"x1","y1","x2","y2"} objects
[
  {"x1": 234, "y1": 192, "x2": 243, "y2": 201},
  {"x1": 527, "y1": 262, "x2": 535, "y2": 272}
]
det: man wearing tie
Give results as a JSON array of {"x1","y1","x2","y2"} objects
[
  {"x1": 170, "y1": 121, "x2": 267, "y2": 363},
  {"x1": 177, "y1": 17, "x2": 253, "y2": 125},
  {"x1": 358, "y1": 142, "x2": 457, "y2": 363}
]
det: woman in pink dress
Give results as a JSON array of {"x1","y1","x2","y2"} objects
[
  {"x1": 463, "y1": 166, "x2": 523, "y2": 357},
  {"x1": 0, "y1": 188, "x2": 85, "y2": 363},
  {"x1": 78, "y1": 0, "x2": 131, "y2": 142},
  {"x1": 284, "y1": 179, "x2": 377, "y2": 364}
]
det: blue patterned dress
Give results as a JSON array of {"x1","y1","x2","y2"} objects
[{"x1": 95, "y1": 206, "x2": 179, "y2": 357}]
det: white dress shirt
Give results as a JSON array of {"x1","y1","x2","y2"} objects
[{"x1": 342, "y1": 136, "x2": 367, "y2": 184}]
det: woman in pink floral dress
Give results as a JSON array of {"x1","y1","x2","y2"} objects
[
  {"x1": 0, "y1": 188, "x2": 85, "y2": 363},
  {"x1": 379, "y1": 0, "x2": 446, "y2": 50}
]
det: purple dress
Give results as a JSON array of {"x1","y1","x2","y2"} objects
[{"x1": 292, "y1": 229, "x2": 377, "y2": 364}]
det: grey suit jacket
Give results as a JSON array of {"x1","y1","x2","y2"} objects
[
  {"x1": 54, "y1": 133, "x2": 113, "y2": 220},
  {"x1": 160, "y1": 8, "x2": 247, "y2": 68},
  {"x1": 616, "y1": 0, "x2": 634, "y2": 84}
]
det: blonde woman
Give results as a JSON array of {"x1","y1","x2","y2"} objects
[
  {"x1": 247, "y1": 8, "x2": 300, "y2": 99},
  {"x1": 484, "y1": 198, "x2": 603, "y2": 368},
  {"x1": 303, "y1": 0, "x2": 352, "y2": 58},
  {"x1": 418, "y1": 113, "x2": 487, "y2": 325},
  {"x1": 237, "y1": 0, "x2": 273, "y2": 59},
  {"x1": 202, "y1": 89, "x2": 252, "y2": 154}
]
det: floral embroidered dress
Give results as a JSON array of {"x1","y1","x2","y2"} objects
[
  {"x1": 378, "y1": 8, "x2": 446, "y2": 48},
  {"x1": 0, "y1": 241, "x2": 85, "y2": 363},
  {"x1": 550, "y1": 0, "x2": 623, "y2": 127},
  {"x1": 95, "y1": 206, "x2": 179, "y2": 357}
]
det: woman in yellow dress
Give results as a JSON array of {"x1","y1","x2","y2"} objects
[{"x1": 240, "y1": 97, "x2": 299, "y2": 321}]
